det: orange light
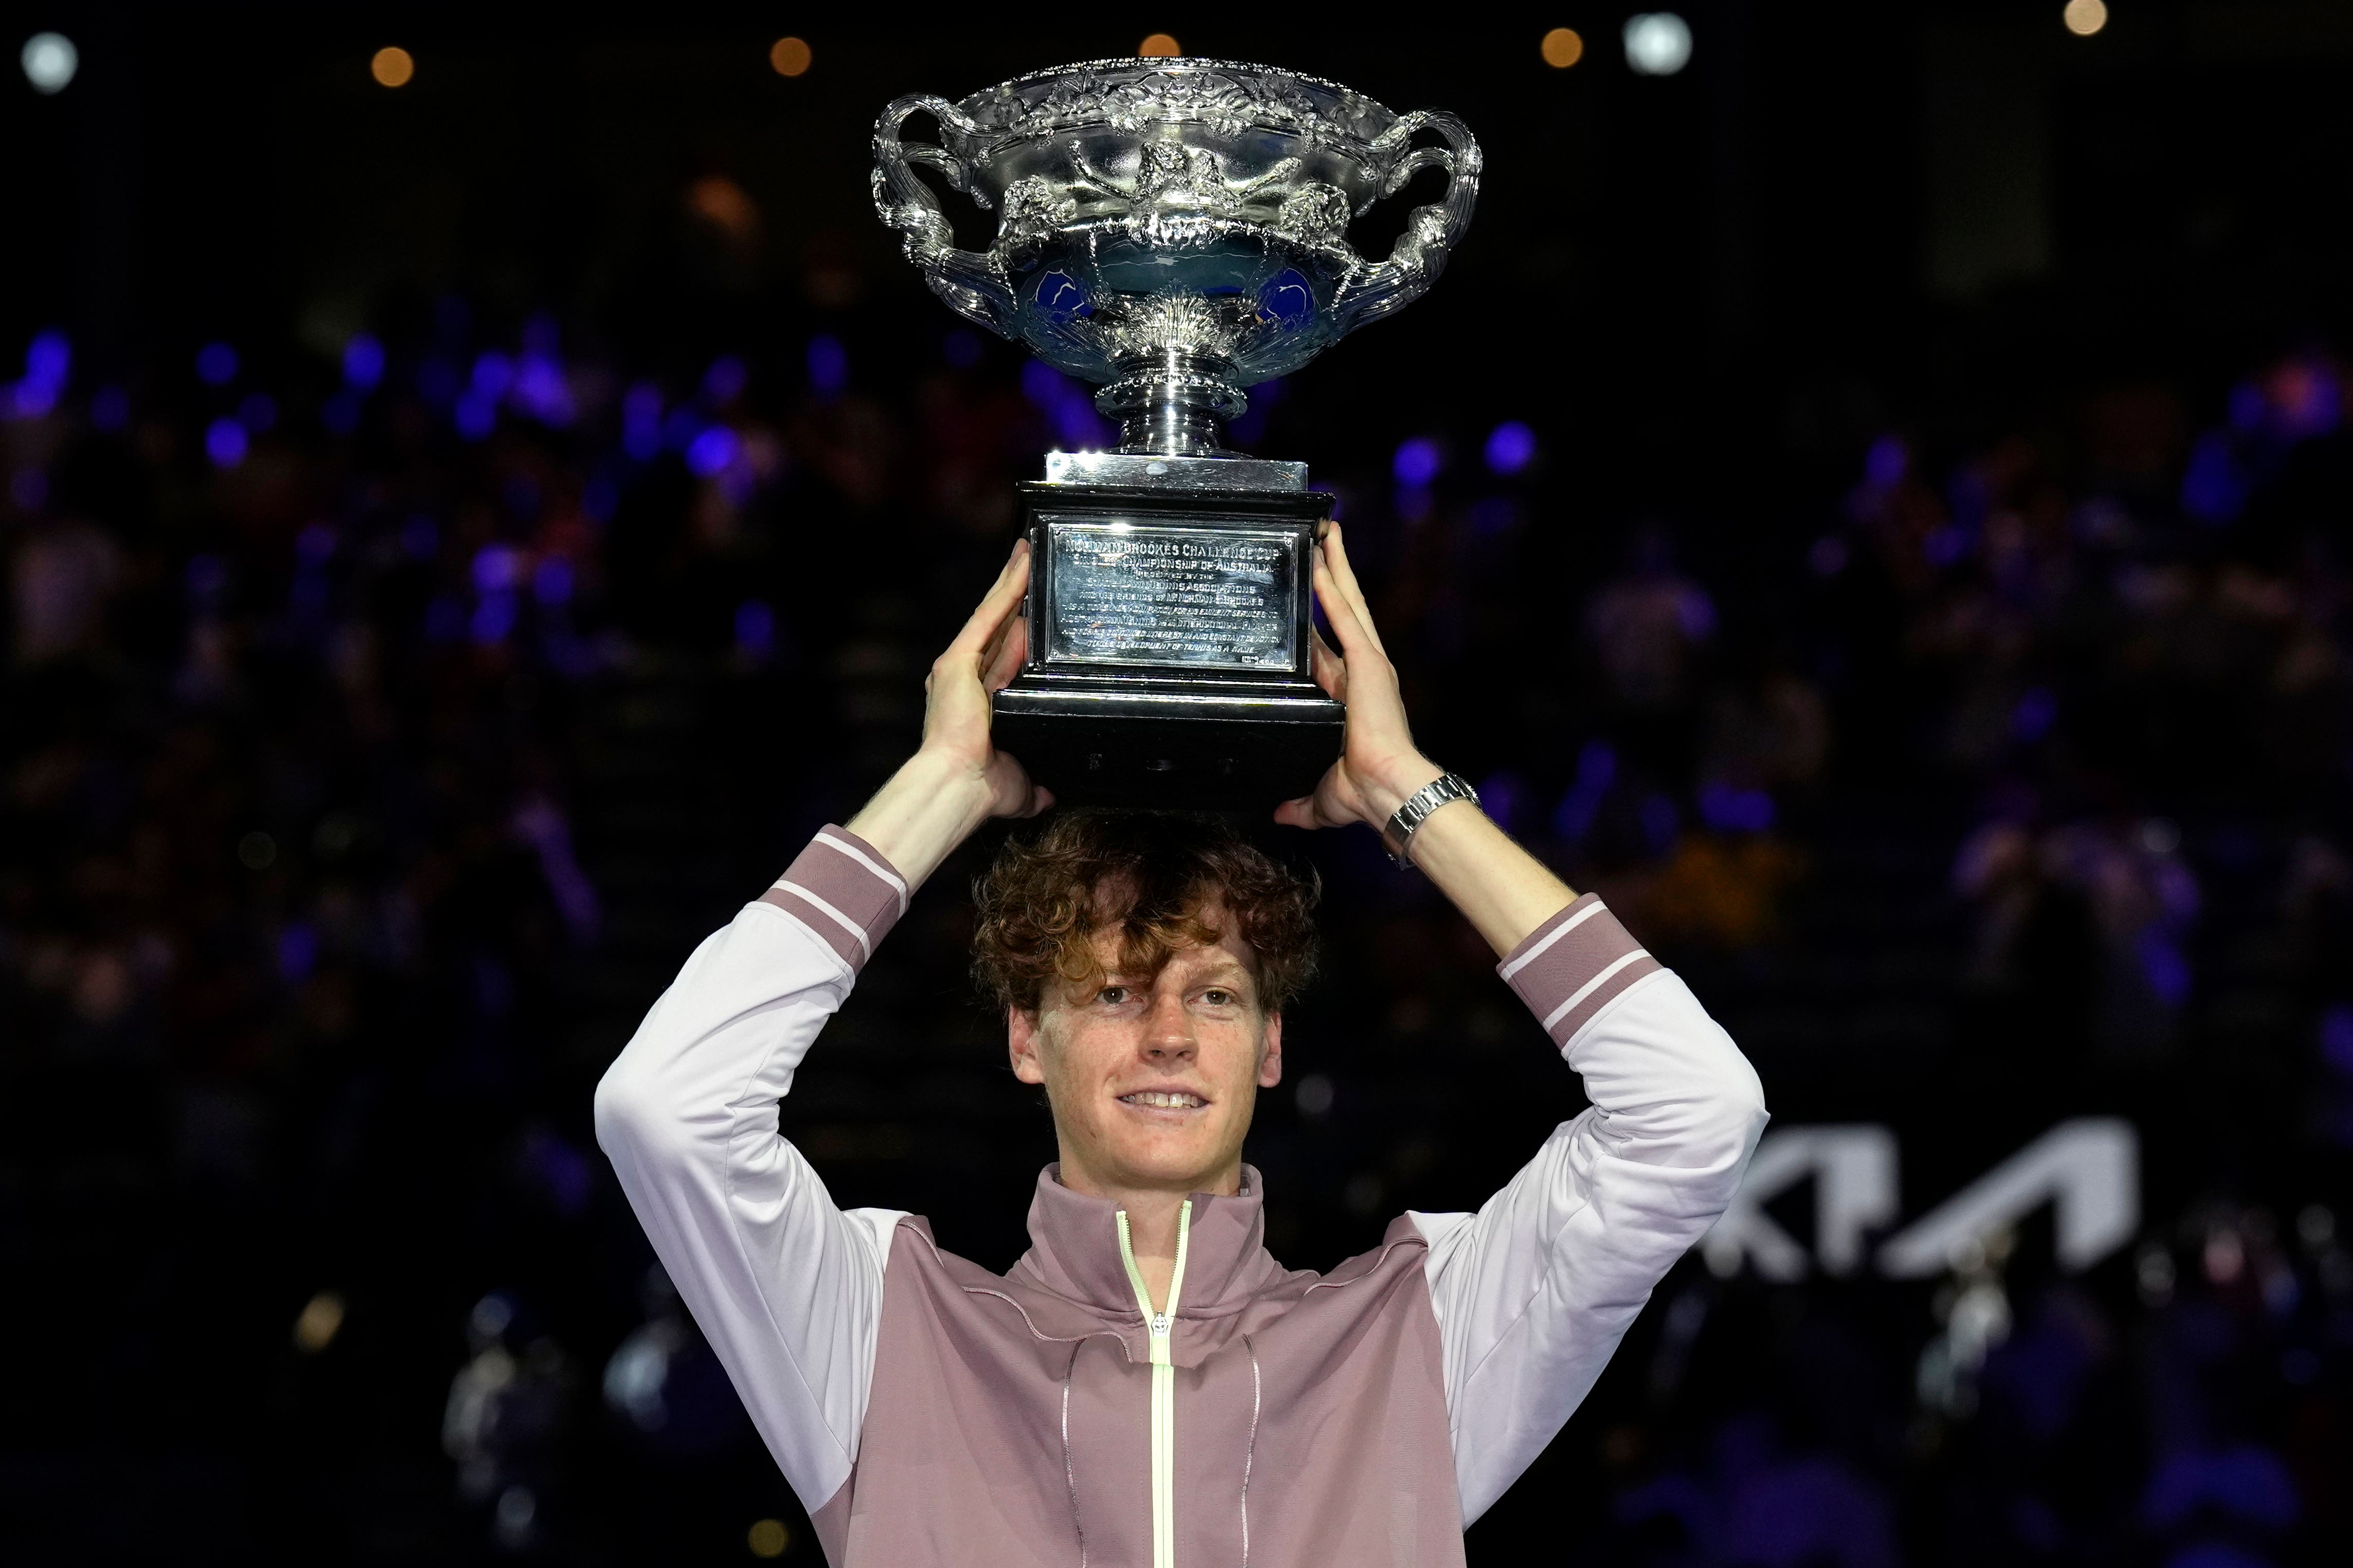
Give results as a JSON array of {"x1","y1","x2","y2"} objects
[
  {"x1": 747, "y1": 1520, "x2": 791, "y2": 1558},
  {"x1": 769, "y1": 36, "x2": 812, "y2": 77},
  {"x1": 370, "y1": 46, "x2": 414, "y2": 88},
  {"x1": 1138, "y1": 33, "x2": 1181, "y2": 58},
  {"x1": 2062, "y1": 0, "x2": 2107, "y2": 35},
  {"x1": 1541, "y1": 27, "x2": 1585, "y2": 68}
]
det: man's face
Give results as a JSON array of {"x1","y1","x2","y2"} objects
[{"x1": 1008, "y1": 906, "x2": 1281, "y2": 1197}]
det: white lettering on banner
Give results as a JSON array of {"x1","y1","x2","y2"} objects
[
  {"x1": 1876, "y1": 1118, "x2": 2139, "y2": 1278},
  {"x1": 1701, "y1": 1124, "x2": 1899, "y2": 1282},
  {"x1": 1698, "y1": 1118, "x2": 2139, "y2": 1280}
]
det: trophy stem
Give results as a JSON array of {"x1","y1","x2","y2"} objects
[{"x1": 1095, "y1": 352, "x2": 1249, "y2": 457}]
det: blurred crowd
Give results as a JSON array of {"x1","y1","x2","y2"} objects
[{"x1": 5, "y1": 272, "x2": 2353, "y2": 1565}]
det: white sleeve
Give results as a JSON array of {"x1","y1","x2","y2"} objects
[
  {"x1": 1412, "y1": 895, "x2": 1767, "y2": 1524},
  {"x1": 592, "y1": 827, "x2": 913, "y2": 1517}
]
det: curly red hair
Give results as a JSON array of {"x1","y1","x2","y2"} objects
[{"x1": 972, "y1": 810, "x2": 1319, "y2": 1014}]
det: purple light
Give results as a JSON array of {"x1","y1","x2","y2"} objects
[
  {"x1": 402, "y1": 515, "x2": 439, "y2": 560},
  {"x1": 2012, "y1": 687, "x2": 2058, "y2": 742},
  {"x1": 1484, "y1": 420, "x2": 1537, "y2": 475},
  {"x1": 533, "y1": 556, "x2": 574, "y2": 606},
  {"x1": 471, "y1": 352, "x2": 515, "y2": 400},
  {"x1": 1392, "y1": 437, "x2": 1443, "y2": 488},
  {"x1": 583, "y1": 472, "x2": 619, "y2": 524},
  {"x1": 1553, "y1": 741, "x2": 1618, "y2": 843},
  {"x1": 703, "y1": 355, "x2": 749, "y2": 404},
  {"x1": 195, "y1": 341, "x2": 239, "y2": 386},
  {"x1": 943, "y1": 330, "x2": 982, "y2": 367},
  {"x1": 453, "y1": 391, "x2": 497, "y2": 440},
  {"x1": 321, "y1": 390, "x2": 363, "y2": 436},
  {"x1": 239, "y1": 393, "x2": 277, "y2": 432},
  {"x1": 472, "y1": 543, "x2": 523, "y2": 594},
  {"x1": 1809, "y1": 535, "x2": 1849, "y2": 576},
  {"x1": 205, "y1": 416, "x2": 248, "y2": 468},
  {"x1": 26, "y1": 330, "x2": 69, "y2": 389},
  {"x1": 622, "y1": 382, "x2": 663, "y2": 462},
  {"x1": 1697, "y1": 781, "x2": 1775, "y2": 834},
  {"x1": 1019, "y1": 360, "x2": 1064, "y2": 408},
  {"x1": 686, "y1": 425, "x2": 740, "y2": 477},
  {"x1": 90, "y1": 385, "x2": 129, "y2": 430},
  {"x1": 277, "y1": 923, "x2": 320, "y2": 984},
  {"x1": 297, "y1": 524, "x2": 337, "y2": 564},
  {"x1": 735, "y1": 599, "x2": 776, "y2": 659},
  {"x1": 512, "y1": 356, "x2": 573, "y2": 426},
  {"x1": 11, "y1": 469, "x2": 48, "y2": 510},
  {"x1": 807, "y1": 335, "x2": 849, "y2": 396},
  {"x1": 2136, "y1": 929, "x2": 2191, "y2": 1007},
  {"x1": 470, "y1": 591, "x2": 518, "y2": 645},
  {"x1": 1864, "y1": 434, "x2": 1907, "y2": 487},
  {"x1": 343, "y1": 334, "x2": 386, "y2": 390}
]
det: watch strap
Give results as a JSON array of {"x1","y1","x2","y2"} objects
[{"x1": 1383, "y1": 771, "x2": 1479, "y2": 867}]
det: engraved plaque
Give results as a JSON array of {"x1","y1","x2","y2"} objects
[{"x1": 1043, "y1": 522, "x2": 1298, "y2": 671}]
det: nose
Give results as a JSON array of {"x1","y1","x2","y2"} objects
[{"x1": 1140, "y1": 987, "x2": 1196, "y2": 1062}]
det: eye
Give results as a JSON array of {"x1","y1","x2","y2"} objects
[
  {"x1": 1097, "y1": 985, "x2": 1130, "y2": 1006},
  {"x1": 1201, "y1": 988, "x2": 1234, "y2": 1006}
]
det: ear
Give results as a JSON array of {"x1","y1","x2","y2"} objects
[
  {"x1": 1255, "y1": 1009, "x2": 1283, "y2": 1090},
  {"x1": 1008, "y1": 1004, "x2": 1047, "y2": 1085}
]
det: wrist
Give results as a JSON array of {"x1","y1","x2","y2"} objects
[
  {"x1": 845, "y1": 748, "x2": 996, "y2": 888},
  {"x1": 1359, "y1": 753, "x2": 1447, "y2": 826}
]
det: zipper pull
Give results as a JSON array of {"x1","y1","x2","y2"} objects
[{"x1": 1151, "y1": 1313, "x2": 1170, "y2": 1337}]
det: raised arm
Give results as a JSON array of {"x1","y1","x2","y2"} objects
[
  {"x1": 1279, "y1": 524, "x2": 1768, "y2": 1522},
  {"x1": 593, "y1": 543, "x2": 1046, "y2": 1518}
]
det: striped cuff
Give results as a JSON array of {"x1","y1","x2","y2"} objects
[
  {"x1": 1497, "y1": 893, "x2": 1663, "y2": 1054},
  {"x1": 758, "y1": 826, "x2": 910, "y2": 974}
]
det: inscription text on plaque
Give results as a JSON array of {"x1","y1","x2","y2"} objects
[{"x1": 1043, "y1": 522, "x2": 1298, "y2": 671}]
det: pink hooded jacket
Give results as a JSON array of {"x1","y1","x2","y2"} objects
[{"x1": 595, "y1": 827, "x2": 1766, "y2": 1565}]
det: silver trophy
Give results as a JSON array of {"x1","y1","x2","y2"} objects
[{"x1": 873, "y1": 57, "x2": 1480, "y2": 805}]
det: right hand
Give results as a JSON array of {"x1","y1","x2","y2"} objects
[{"x1": 920, "y1": 539, "x2": 1052, "y2": 820}]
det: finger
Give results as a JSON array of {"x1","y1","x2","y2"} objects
[
  {"x1": 1312, "y1": 558, "x2": 1385, "y2": 671},
  {"x1": 983, "y1": 603, "x2": 1029, "y2": 692},
  {"x1": 947, "y1": 539, "x2": 1032, "y2": 664},
  {"x1": 1319, "y1": 524, "x2": 1388, "y2": 655},
  {"x1": 1308, "y1": 625, "x2": 1345, "y2": 702}
]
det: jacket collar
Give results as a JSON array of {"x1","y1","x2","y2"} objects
[{"x1": 1012, "y1": 1163, "x2": 1284, "y2": 1318}]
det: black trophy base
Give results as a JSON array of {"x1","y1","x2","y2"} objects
[{"x1": 993, "y1": 685, "x2": 1344, "y2": 809}]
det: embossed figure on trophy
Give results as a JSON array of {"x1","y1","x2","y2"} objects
[{"x1": 871, "y1": 56, "x2": 1481, "y2": 458}]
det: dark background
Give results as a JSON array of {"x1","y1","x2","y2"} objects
[{"x1": 7, "y1": 3, "x2": 2353, "y2": 1563}]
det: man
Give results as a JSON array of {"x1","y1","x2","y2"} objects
[{"x1": 595, "y1": 525, "x2": 1766, "y2": 1565}]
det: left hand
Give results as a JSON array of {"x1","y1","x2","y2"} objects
[{"x1": 1274, "y1": 521, "x2": 1445, "y2": 835}]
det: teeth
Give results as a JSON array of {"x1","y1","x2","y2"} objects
[{"x1": 1123, "y1": 1091, "x2": 1205, "y2": 1110}]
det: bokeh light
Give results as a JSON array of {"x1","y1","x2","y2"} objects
[
  {"x1": 769, "y1": 36, "x2": 811, "y2": 77},
  {"x1": 1138, "y1": 33, "x2": 1181, "y2": 58},
  {"x1": 1625, "y1": 12, "x2": 1694, "y2": 76},
  {"x1": 1541, "y1": 27, "x2": 1585, "y2": 68},
  {"x1": 2064, "y1": 0, "x2": 2109, "y2": 36},
  {"x1": 747, "y1": 1519, "x2": 791, "y2": 1558},
  {"x1": 293, "y1": 1290, "x2": 346, "y2": 1353},
  {"x1": 1486, "y1": 420, "x2": 1538, "y2": 474},
  {"x1": 195, "y1": 341, "x2": 239, "y2": 386},
  {"x1": 370, "y1": 46, "x2": 414, "y2": 88},
  {"x1": 21, "y1": 31, "x2": 77, "y2": 94}
]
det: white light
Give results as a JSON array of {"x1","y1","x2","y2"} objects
[
  {"x1": 22, "y1": 31, "x2": 77, "y2": 94},
  {"x1": 1624, "y1": 13, "x2": 1693, "y2": 76}
]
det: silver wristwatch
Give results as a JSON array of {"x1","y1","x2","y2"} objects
[{"x1": 1382, "y1": 772, "x2": 1480, "y2": 867}]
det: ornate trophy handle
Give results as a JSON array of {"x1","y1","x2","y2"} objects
[
  {"x1": 1332, "y1": 109, "x2": 1484, "y2": 331},
  {"x1": 870, "y1": 94, "x2": 1020, "y2": 337}
]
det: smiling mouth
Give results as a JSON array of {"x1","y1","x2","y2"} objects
[{"x1": 1119, "y1": 1091, "x2": 1207, "y2": 1110}]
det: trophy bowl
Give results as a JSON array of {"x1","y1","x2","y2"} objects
[{"x1": 873, "y1": 58, "x2": 1481, "y2": 455}]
